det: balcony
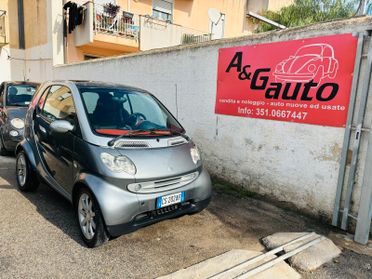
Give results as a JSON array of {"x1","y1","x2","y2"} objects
[
  {"x1": 0, "y1": 10, "x2": 7, "y2": 47},
  {"x1": 68, "y1": 2, "x2": 212, "y2": 62},
  {"x1": 94, "y1": 5, "x2": 139, "y2": 40},
  {"x1": 182, "y1": 33, "x2": 212, "y2": 45},
  {"x1": 73, "y1": 2, "x2": 140, "y2": 58}
]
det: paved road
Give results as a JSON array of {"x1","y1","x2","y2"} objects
[{"x1": 0, "y1": 155, "x2": 370, "y2": 278}]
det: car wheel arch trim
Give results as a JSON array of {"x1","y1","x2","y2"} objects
[
  {"x1": 72, "y1": 182, "x2": 106, "y2": 222},
  {"x1": 16, "y1": 140, "x2": 37, "y2": 171},
  {"x1": 72, "y1": 182, "x2": 109, "y2": 235}
]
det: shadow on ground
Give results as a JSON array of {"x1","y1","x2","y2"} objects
[{"x1": 0, "y1": 165, "x2": 85, "y2": 247}]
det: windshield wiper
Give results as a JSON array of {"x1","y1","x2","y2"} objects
[
  {"x1": 167, "y1": 129, "x2": 189, "y2": 140},
  {"x1": 108, "y1": 129, "x2": 173, "y2": 146}
]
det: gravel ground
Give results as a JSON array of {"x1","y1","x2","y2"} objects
[{"x1": 0, "y1": 155, "x2": 371, "y2": 278}]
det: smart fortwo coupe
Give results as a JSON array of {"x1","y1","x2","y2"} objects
[{"x1": 16, "y1": 81, "x2": 212, "y2": 247}]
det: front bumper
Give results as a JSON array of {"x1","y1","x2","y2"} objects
[
  {"x1": 86, "y1": 167, "x2": 212, "y2": 237},
  {"x1": 273, "y1": 72, "x2": 314, "y2": 82},
  {"x1": 107, "y1": 197, "x2": 210, "y2": 236},
  {"x1": 2, "y1": 127, "x2": 24, "y2": 152}
]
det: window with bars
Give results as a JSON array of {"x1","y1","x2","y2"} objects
[{"x1": 152, "y1": 0, "x2": 173, "y2": 22}]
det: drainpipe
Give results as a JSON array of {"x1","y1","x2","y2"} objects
[
  {"x1": 17, "y1": 0, "x2": 25, "y2": 49},
  {"x1": 127, "y1": 0, "x2": 131, "y2": 12}
]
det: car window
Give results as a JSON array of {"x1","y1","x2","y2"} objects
[
  {"x1": 41, "y1": 85, "x2": 76, "y2": 123},
  {"x1": 0, "y1": 83, "x2": 4, "y2": 97},
  {"x1": 6, "y1": 84, "x2": 37, "y2": 106},
  {"x1": 81, "y1": 91, "x2": 99, "y2": 114},
  {"x1": 323, "y1": 46, "x2": 333, "y2": 57},
  {"x1": 77, "y1": 85, "x2": 184, "y2": 134},
  {"x1": 127, "y1": 93, "x2": 166, "y2": 126},
  {"x1": 295, "y1": 45, "x2": 323, "y2": 56},
  {"x1": 34, "y1": 86, "x2": 49, "y2": 110}
]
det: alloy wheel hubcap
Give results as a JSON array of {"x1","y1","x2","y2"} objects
[
  {"x1": 78, "y1": 193, "x2": 96, "y2": 240},
  {"x1": 17, "y1": 154, "x2": 27, "y2": 186}
]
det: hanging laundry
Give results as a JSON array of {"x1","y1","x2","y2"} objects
[
  {"x1": 77, "y1": 6, "x2": 85, "y2": 26},
  {"x1": 63, "y1": 1, "x2": 85, "y2": 36}
]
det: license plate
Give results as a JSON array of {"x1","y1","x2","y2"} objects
[{"x1": 156, "y1": 192, "x2": 185, "y2": 209}]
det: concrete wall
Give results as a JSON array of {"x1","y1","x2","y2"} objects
[
  {"x1": 51, "y1": 17, "x2": 372, "y2": 220},
  {"x1": 140, "y1": 16, "x2": 205, "y2": 51},
  {"x1": 0, "y1": 0, "x2": 9, "y2": 82}
]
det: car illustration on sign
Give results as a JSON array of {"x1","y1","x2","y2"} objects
[{"x1": 273, "y1": 43, "x2": 339, "y2": 84}]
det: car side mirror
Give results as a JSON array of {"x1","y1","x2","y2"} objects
[{"x1": 50, "y1": 120, "x2": 74, "y2": 133}]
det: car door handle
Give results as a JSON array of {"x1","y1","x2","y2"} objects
[{"x1": 39, "y1": 125, "x2": 47, "y2": 134}]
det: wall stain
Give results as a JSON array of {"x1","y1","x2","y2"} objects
[{"x1": 316, "y1": 143, "x2": 341, "y2": 162}]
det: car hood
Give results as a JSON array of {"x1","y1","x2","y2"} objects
[
  {"x1": 281, "y1": 55, "x2": 319, "y2": 74},
  {"x1": 117, "y1": 141, "x2": 201, "y2": 181},
  {"x1": 4, "y1": 106, "x2": 28, "y2": 119}
]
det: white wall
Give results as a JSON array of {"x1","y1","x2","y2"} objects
[
  {"x1": 0, "y1": 45, "x2": 11, "y2": 82},
  {"x1": 0, "y1": 0, "x2": 60, "y2": 83},
  {"x1": 50, "y1": 17, "x2": 372, "y2": 220},
  {"x1": 140, "y1": 16, "x2": 206, "y2": 51}
]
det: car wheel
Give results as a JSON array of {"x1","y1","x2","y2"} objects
[
  {"x1": 313, "y1": 66, "x2": 324, "y2": 84},
  {"x1": 76, "y1": 188, "x2": 109, "y2": 248},
  {"x1": 16, "y1": 151, "x2": 39, "y2": 191}
]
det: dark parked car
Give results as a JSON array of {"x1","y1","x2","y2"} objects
[
  {"x1": 16, "y1": 81, "x2": 212, "y2": 247},
  {"x1": 0, "y1": 81, "x2": 39, "y2": 155}
]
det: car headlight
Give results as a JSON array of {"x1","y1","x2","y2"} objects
[
  {"x1": 190, "y1": 146, "x2": 201, "y2": 164},
  {"x1": 275, "y1": 63, "x2": 284, "y2": 73},
  {"x1": 100, "y1": 152, "x2": 136, "y2": 175},
  {"x1": 10, "y1": 118, "x2": 25, "y2": 129}
]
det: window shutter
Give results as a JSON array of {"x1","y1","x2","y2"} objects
[{"x1": 153, "y1": 0, "x2": 173, "y2": 14}]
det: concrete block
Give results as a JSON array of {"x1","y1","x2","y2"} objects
[
  {"x1": 157, "y1": 249, "x2": 301, "y2": 279},
  {"x1": 261, "y1": 232, "x2": 342, "y2": 271}
]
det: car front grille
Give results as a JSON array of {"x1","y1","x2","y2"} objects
[
  {"x1": 114, "y1": 141, "x2": 150, "y2": 149},
  {"x1": 134, "y1": 201, "x2": 192, "y2": 224},
  {"x1": 127, "y1": 171, "x2": 199, "y2": 194},
  {"x1": 112, "y1": 136, "x2": 188, "y2": 149}
]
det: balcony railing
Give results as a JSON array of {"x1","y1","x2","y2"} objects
[
  {"x1": 182, "y1": 33, "x2": 212, "y2": 45},
  {"x1": 93, "y1": 3, "x2": 139, "y2": 40}
]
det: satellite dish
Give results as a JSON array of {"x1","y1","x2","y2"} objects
[{"x1": 208, "y1": 8, "x2": 222, "y2": 24}]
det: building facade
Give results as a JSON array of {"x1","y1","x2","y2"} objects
[
  {"x1": 66, "y1": 0, "x2": 292, "y2": 63},
  {"x1": 0, "y1": 0, "x2": 292, "y2": 81}
]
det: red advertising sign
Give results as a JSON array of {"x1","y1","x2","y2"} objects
[{"x1": 215, "y1": 34, "x2": 358, "y2": 127}]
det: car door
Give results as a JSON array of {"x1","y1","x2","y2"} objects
[
  {"x1": 33, "y1": 85, "x2": 78, "y2": 192},
  {"x1": 0, "y1": 83, "x2": 6, "y2": 139}
]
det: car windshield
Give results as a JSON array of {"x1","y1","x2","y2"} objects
[
  {"x1": 77, "y1": 85, "x2": 184, "y2": 136},
  {"x1": 295, "y1": 45, "x2": 323, "y2": 56},
  {"x1": 6, "y1": 84, "x2": 38, "y2": 106}
]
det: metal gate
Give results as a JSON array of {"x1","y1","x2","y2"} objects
[{"x1": 332, "y1": 32, "x2": 372, "y2": 245}]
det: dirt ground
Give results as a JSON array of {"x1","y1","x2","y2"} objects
[{"x1": 0, "y1": 155, "x2": 371, "y2": 278}]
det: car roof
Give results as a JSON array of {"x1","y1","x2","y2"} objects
[
  {"x1": 4, "y1": 81, "x2": 40, "y2": 86},
  {"x1": 42, "y1": 80, "x2": 148, "y2": 93}
]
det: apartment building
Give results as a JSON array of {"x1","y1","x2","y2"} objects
[
  {"x1": 0, "y1": 0, "x2": 292, "y2": 81},
  {"x1": 67, "y1": 0, "x2": 292, "y2": 62}
]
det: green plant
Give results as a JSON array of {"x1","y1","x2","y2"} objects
[
  {"x1": 103, "y1": 3, "x2": 120, "y2": 18},
  {"x1": 255, "y1": 0, "x2": 359, "y2": 33}
]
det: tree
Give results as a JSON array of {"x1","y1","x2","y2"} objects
[{"x1": 255, "y1": 0, "x2": 360, "y2": 33}]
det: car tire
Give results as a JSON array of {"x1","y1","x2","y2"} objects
[
  {"x1": 76, "y1": 187, "x2": 109, "y2": 248},
  {"x1": 16, "y1": 150, "x2": 39, "y2": 191},
  {"x1": 313, "y1": 66, "x2": 324, "y2": 84}
]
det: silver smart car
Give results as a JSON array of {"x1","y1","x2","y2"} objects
[{"x1": 15, "y1": 81, "x2": 212, "y2": 247}]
